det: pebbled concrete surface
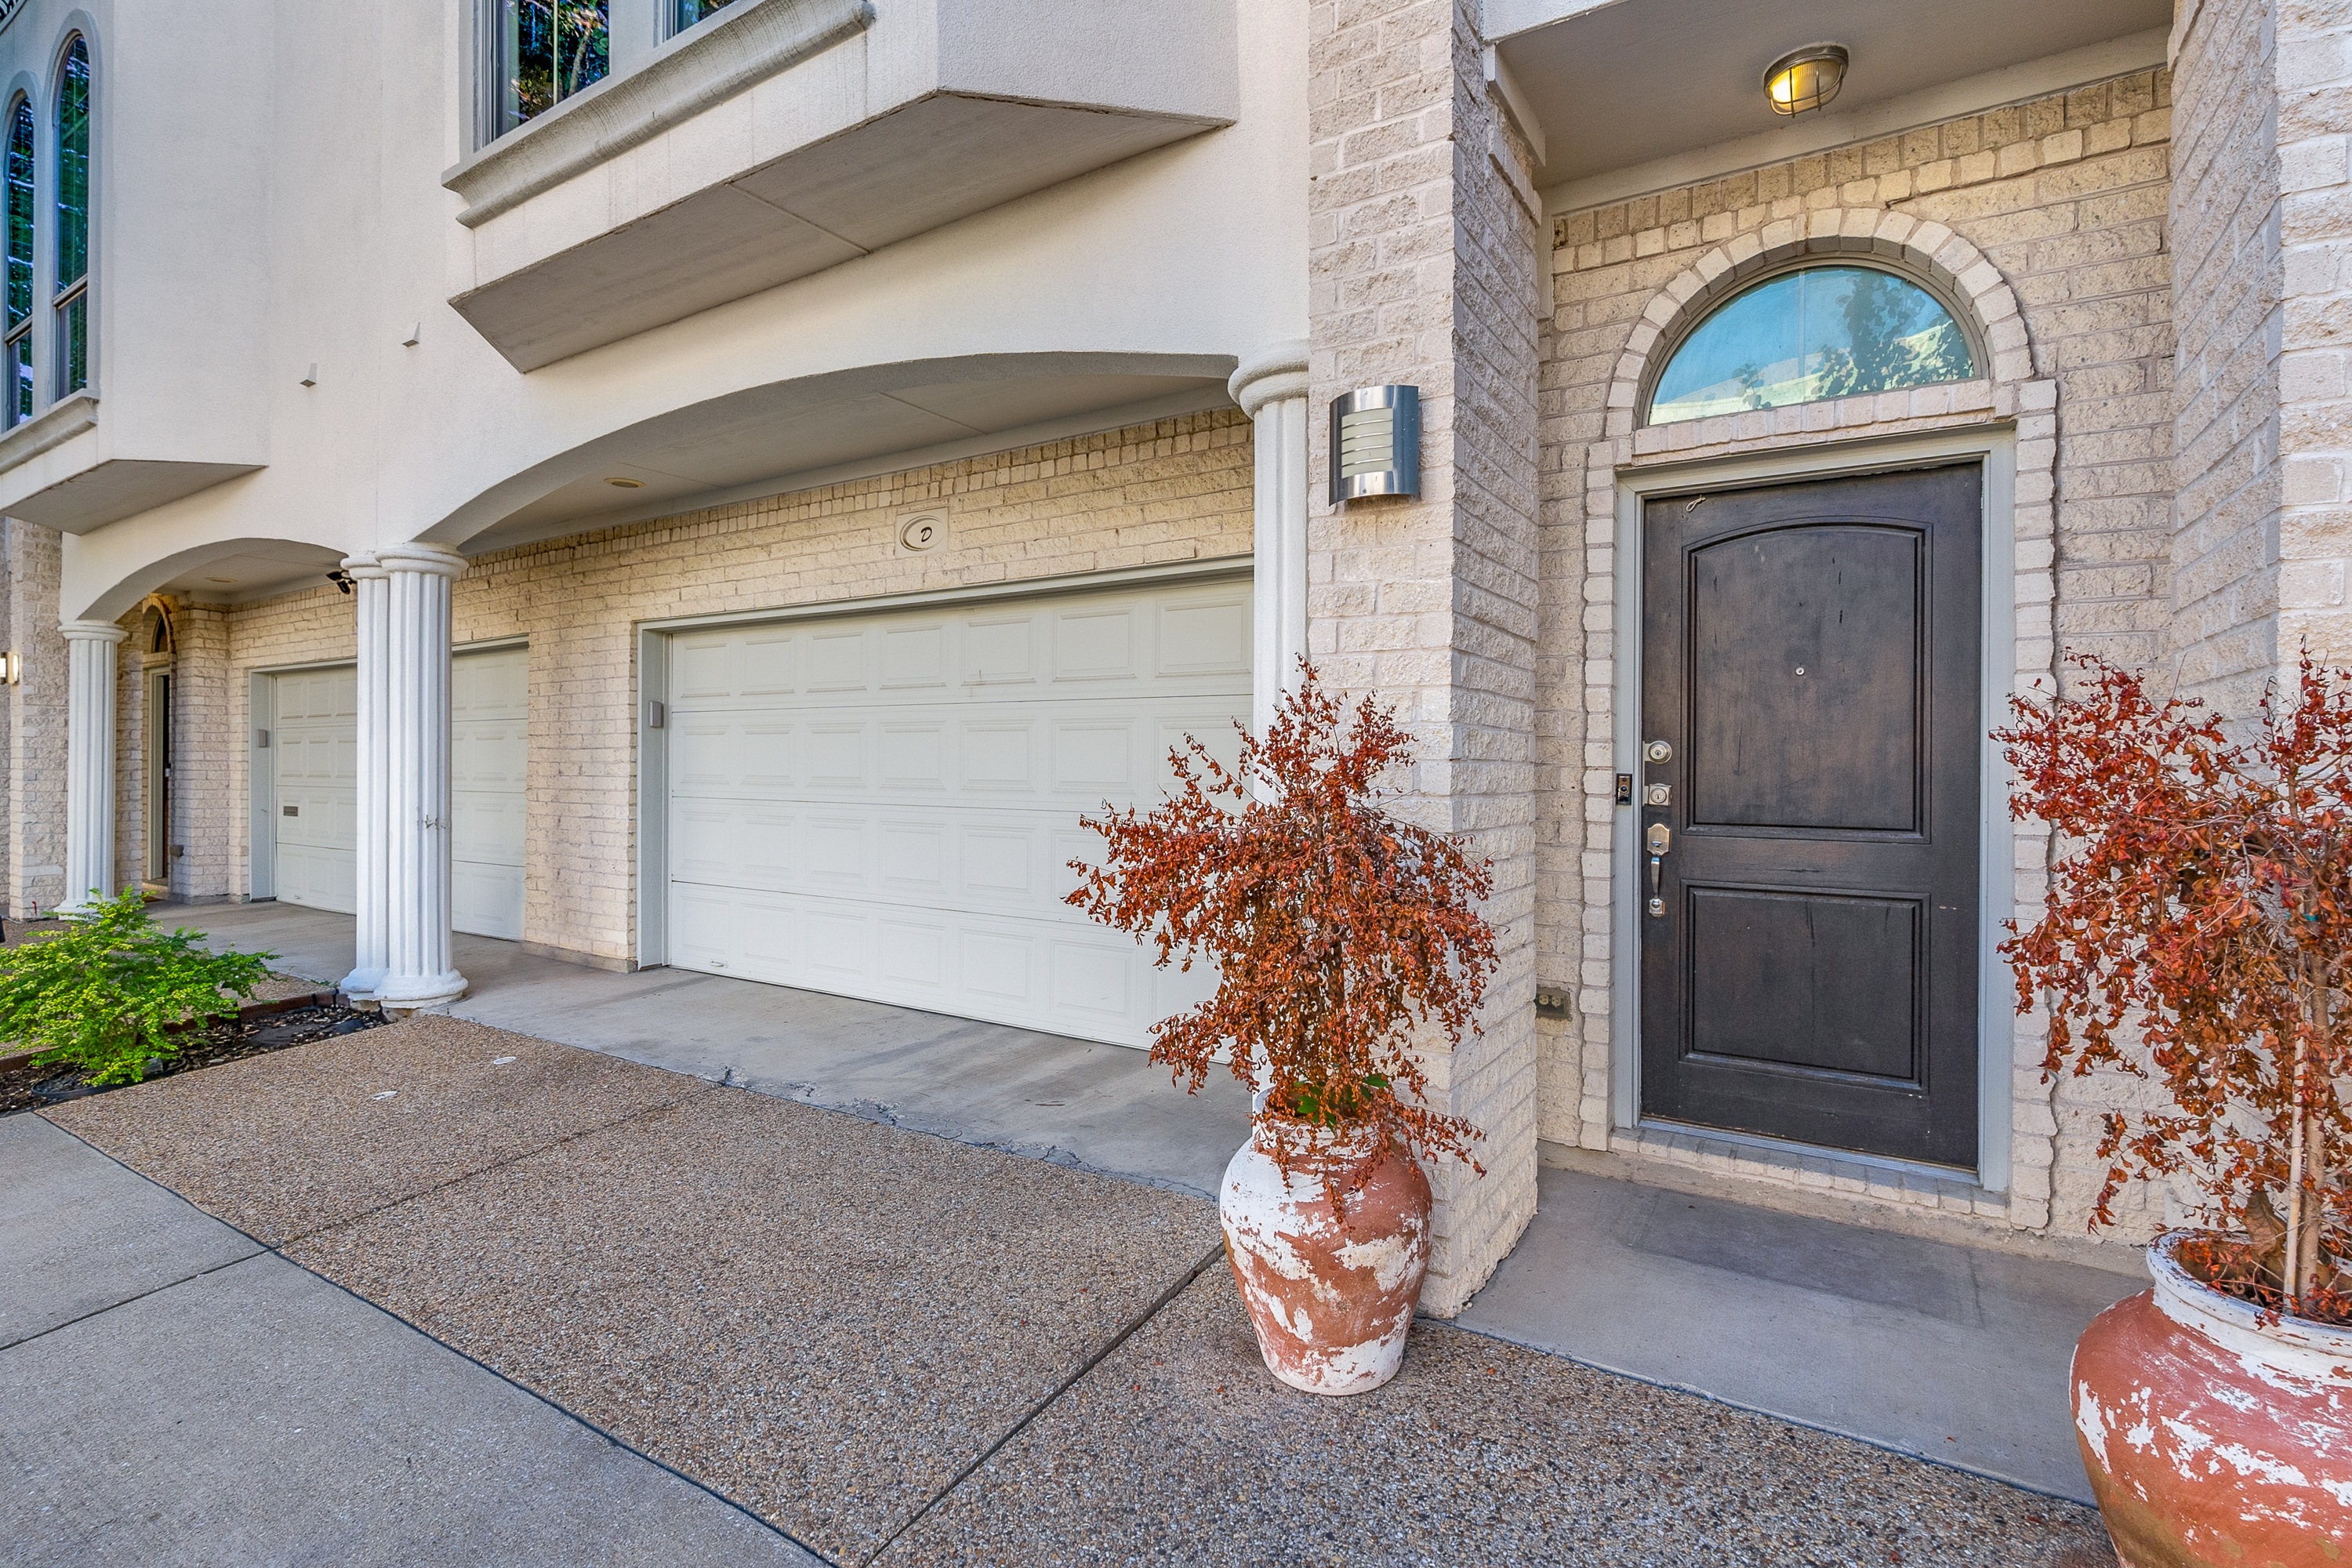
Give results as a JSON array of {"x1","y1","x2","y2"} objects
[
  {"x1": 1, "y1": 1249, "x2": 817, "y2": 1568},
  {"x1": 43, "y1": 1014, "x2": 702, "y2": 1243},
  {"x1": 880, "y1": 1265, "x2": 2117, "y2": 1568},
  {"x1": 1454, "y1": 1167, "x2": 2141, "y2": 1503},
  {"x1": 0, "y1": 1114, "x2": 261, "y2": 1349},
  {"x1": 281, "y1": 1085, "x2": 1221, "y2": 1564}
]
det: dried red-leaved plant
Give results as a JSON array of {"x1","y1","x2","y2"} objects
[
  {"x1": 1066, "y1": 664, "x2": 1496, "y2": 1201},
  {"x1": 1998, "y1": 653, "x2": 2352, "y2": 1323}
]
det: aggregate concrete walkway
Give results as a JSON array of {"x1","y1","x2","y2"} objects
[
  {"x1": 13, "y1": 1016, "x2": 2116, "y2": 1566},
  {"x1": 162, "y1": 902, "x2": 2146, "y2": 1499}
]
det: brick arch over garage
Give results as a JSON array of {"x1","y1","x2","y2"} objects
[{"x1": 1599, "y1": 207, "x2": 2041, "y2": 439}]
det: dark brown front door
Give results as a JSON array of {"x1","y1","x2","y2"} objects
[{"x1": 1639, "y1": 463, "x2": 1981, "y2": 1168}]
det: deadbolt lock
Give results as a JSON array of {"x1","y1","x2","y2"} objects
[
  {"x1": 1644, "y1": 739, "x2": 1672, "y2": 764},
  {"x1": 1645, "y1": 783, "x2": 1671, "y2": 807}
]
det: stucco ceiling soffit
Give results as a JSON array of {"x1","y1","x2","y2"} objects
[{"x1": 1491, "y1": 0, "x2": 2172, "y2": 196}]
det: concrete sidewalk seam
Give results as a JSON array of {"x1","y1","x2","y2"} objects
[
  {"x1": 862, "y1": 1240, "x2": 1230, "y2": 1566},
  {"x1": 0, "y1": 1243, "x2": 267, "y2": 1355},
  {"x1": 25, "y1": 1106, "x2": 834, "y2": 1566}
]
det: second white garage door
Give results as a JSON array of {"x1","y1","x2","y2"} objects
[
  {"x1": 268, "y1": 644, "x2": 528, "y2": 939},
  {"x1": 660, "y1": 575, "x2": 1252, "y2": 1047}
]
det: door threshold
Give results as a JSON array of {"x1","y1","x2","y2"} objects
[{"x1": 1629, "y1": 1118, "x2": 1985, "y2": 1191}]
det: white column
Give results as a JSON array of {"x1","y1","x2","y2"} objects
[
  {"x1": 372, "y1": 544, "x2": 467, "y2": 1010},
  {"x1": 1230, "y1": 339, "x2": 1311, "y2": 732},
  {"x1": 59, "y1": 619, "x2": 127, "y2": 913},
  {"x1": 340, "y1": 554, "x2": 390, "y2": 999}
]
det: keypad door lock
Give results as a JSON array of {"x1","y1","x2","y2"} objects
[{"x1": 1644, "y1": 739, "x2": 1672, "y2": 764}]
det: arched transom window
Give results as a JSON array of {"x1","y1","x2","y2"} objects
[{"x1": 1647, "y1": 263, "x2": 1976, "y2": 426}]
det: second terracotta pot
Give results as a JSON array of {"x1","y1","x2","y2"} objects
[
  {"x1": 1218, "y1": 1111, "x2": 1432, "y2": 1396},
  {"x1": 2072, "y1": 1232, "x2": 2352, "y2": 1568}
]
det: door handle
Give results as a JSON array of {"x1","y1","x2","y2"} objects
[{"x1": 1646, "y1": 822, "x2": 1670, "y2": 916}]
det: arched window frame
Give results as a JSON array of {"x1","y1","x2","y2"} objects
[
  {"x1": 1637, "y1": 256, "x2": 1987, "y2": 430},
  {"x1": 51, "y1": 32, "x2": 89, "y2": 401},
  {"x1": 1, "y1": 90, "x2": 34, "y2": 428}
]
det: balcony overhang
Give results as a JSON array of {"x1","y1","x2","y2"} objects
[
  {"x1": 445, "y1": 0, "x2": 1239, "y2": 372},
  {"x1": 0, "y1": 396, "x2": 262, "y2": 533}
]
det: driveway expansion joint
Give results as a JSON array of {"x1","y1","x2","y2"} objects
[{"x1": 863, "y1": 1240, "x2": 1230, "y2": 1566}]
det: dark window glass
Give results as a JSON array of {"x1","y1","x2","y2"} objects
[
  {"x1": 5, "y1": 336, "x2": 29, "y2": 424},
  {"x1": 54, "y1": 37, "x2": 87, "y2": 397},
  {"x1": 55, "y1": 40, "x2": 86, "y2": 292},
  {"x1": 5, "y1": 102, "x2": 32, "y2": 329},
  {"x1": 492, "y1": 2, "x2": 609, "y2": 138},
  {"x1": 1649, "y1": 266, "x2": 1976, "y2": 426},
  {"x1": 675, "y1": 0, "x2": 739, "y2": 28}
]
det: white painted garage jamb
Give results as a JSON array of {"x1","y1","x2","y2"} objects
[
  {"x1": 1608, "y1": 425, "x2": 2018, "y2": 1192},
  {"x1": 631, "y1": 555, "x2": 1253, "y2": 972},
  {"x1": 635, "y1": 628, "x2": 670, "y2": 970},
  {"x1": 247, "y1": 670, "x2": 278, "y2": 901}
]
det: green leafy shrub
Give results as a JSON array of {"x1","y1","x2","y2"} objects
[{"x1": 0, "y1": 890, "x2": 275, "y2": 1085}]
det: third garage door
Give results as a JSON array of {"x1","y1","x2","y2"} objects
[{"x1": 661, "y1": 575, "x2": 1252, "y2": 1047}]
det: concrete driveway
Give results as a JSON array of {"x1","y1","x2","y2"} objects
[{"x1": 5, "y1": 998, "x2": 2126, "y2": 1565}]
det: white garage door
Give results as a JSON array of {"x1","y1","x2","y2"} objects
[
  {"x1": 451, "y1": 647, "x2": 530, "y2": 939},
  {"x1": 268, "y1": 646, "x2": 528, "y2": 939},
  {"x1": 662, "y1": 576, "x2": 1252, "y2": 1047},
  {"x1": 270, "y1": 666, "x2": 359, "y2": 914}
]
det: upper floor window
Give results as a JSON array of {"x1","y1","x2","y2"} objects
[
  {"x1": 3, "y1": 97, "x2": 31, "y2": 426},
  {"x1": 492, "y1": 2, "x2": 610, "y2": 138},
  {"x1": 1647, "y1": 264, "x2": 1976, "y2": 426},
  {"x1": 53, "y1": 36, "x2": 88, "y2": 398},
  {"x1": 674, "y1": 0, "x2": 739, "y2": 28}
]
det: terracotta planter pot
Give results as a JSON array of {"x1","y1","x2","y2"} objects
[
  {"x1": 2071, "y1": 1232, "x2": 2352, "y2": 1568},
  {"x1": 1217, "y1": 1110, "x2": 1432, "y2": 1396}
]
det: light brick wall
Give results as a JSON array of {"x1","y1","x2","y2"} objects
[
  {"x1": 206, "y1": 412, "x2": 1251, "y2": 950},
  {"x1": 2172, "y1": 0, "x2": 2284, "y2": 712},
  {"x1": 1307, "y1": 0, "x2": 1541, "y2": 1312},
  {"x1": 1537, "y1": 70, "x2": 2175, "y2": 1241},
  {"x1": 169, "y1": 601, "x2": 237, "y2": 901},
  {"x1": 2274, "y1": 2, "x2": 2352, "y2": 673},
  {"x1": 5, "y1": 521, "x2": 66, "y2": 919}
]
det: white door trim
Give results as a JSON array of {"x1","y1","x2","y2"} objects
[{"x1": 1610, "y1": 424, "x2": 2019, "y2": 1191}]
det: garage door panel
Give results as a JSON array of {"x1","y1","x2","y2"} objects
[
  {"x1": 879, "y1": 724, "x2": 946, "y2": 789},
  {"x1": 663, "y1": 578, "x2": 1248, "y2": 1048},
  {"x1": 454, "y1": 862, "x2": 524, "y2": 941},
  {"x1": 1052, "y1": 604, "x2": 1139, "y2": 682},
  {"x1": 878, "y1": 821, "x2": 946, "y2": 896},
  {"x1": 1157, "y1": 594, "x2": 1251, "y2": 677}
]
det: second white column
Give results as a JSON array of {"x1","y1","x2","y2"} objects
[{"x1": 372, "y1": 543, "x2": 467, "y2": 1010}]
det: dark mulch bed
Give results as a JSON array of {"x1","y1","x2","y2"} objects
[{"x1": 0, "y1": 1001, "x2": 393, "y2": 1116}]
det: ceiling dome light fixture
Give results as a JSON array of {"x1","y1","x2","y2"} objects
[
  {"x1": 604, "y1": 476, "x2": 645, "y2": 488},
  {"x1": 1764, "y1": 44, "x2": 1848, "y2": 116}
]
